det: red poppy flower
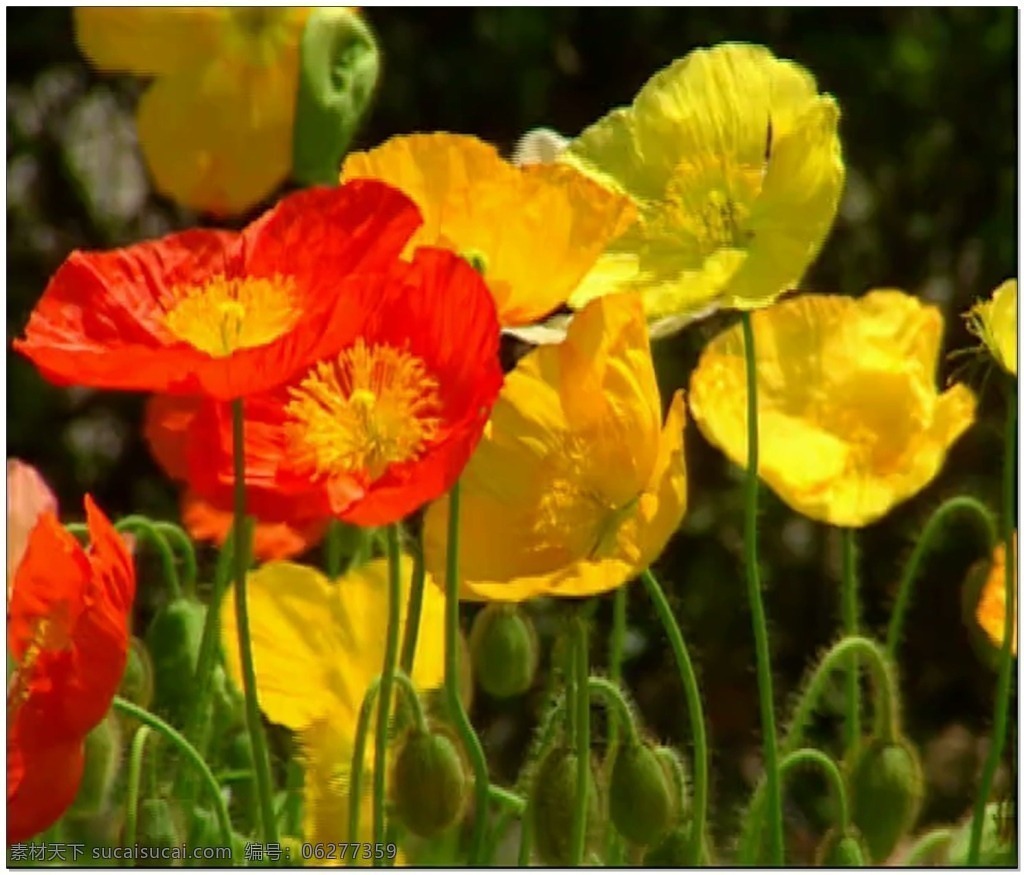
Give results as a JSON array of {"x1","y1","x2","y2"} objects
[
  {"x1": 7, "y1": 496, "x2": 135, "y2": 842},
  {"x1": 144, "y1": 394, "x2": 329, "y2": 560},
  {"x1": 179, "y1": 247, "x2": 504, "y2": 527},
  {"x1": 14, "y1": 181, "x2": 422, "y2": 400}
]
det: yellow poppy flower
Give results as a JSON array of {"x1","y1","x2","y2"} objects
[
  {"x1": 689, "y1": 290, "x2": 977, "y2": 528},
  {"x1": 220, "y1": 557, "x2": 446, "y2": 855},
  {"x1": 967, "y1": 279, "x2": 1018, "y2": 376},
  {"x1": 422, "y1": 293, "x2": 687, "y2": 601},
  {"x1": 74, "y1": 7, "x2": 311, "y2": 216},
  {"x1": 561, "y1": 42, "x2": 845, "y2": 336},
  {"x1": 976, "y1": 534, "x2": 1018, "y2": 656},
  {"x1": 340, "y1": 133, "x2": 636, "y2": 327}
]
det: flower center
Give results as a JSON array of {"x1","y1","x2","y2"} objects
[
  {"x1": 653, "y1": 154, "x2": 765, "y2": 256},
  {"x1": 164, "y1": 274, "x2": 299, "y2": 358},
  {"x1": 285, "y1": 339, "x2": 443, "y2": 483},
  {"x1": 6, "y1": 616, "x2": 71, "y2": 721}
]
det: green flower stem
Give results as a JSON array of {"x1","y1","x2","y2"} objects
[
  {"x1": 393, "y1": 670, "x2": 428, "y2": 733},
  {"x1": 517, "y1": 806, "x2": 534, "y2": 867},
  {"x1": 325, "y1": 520, "x2": 345, "y2": 578},
  {"x1": 115, "y1": 516, "x2": 182, "y2": 601},
  {"x1": 570, "y1": 612, "x2": 591, "y2": 866},
  {"x1": 841, "y1": 528, "x2": 860, "y2": 751},
  {"x1": 152, "y1": 521, "x2": 198, "y2": 598},
  {"x1": 230, "y1": 398, "x2": 278, "y2": 845},
  {"x1": 399, "y1": 547, "x2": 427, "y2": 675},
  {"x1": 443, "y1": 481, "x2": 490, "y2": 864},
  {"x1": 904, "y1": 828, "x2": 954, "y2": 865},
  {"x1": 738, "y1": 635, "x2": 900, "y2": 862},
  {"x1": 779, "y1": 748, "x2": 849, "y2": 830},
  {"x1": 372, "y1": 526, "x2": 403, "y2": 853},
  {"x1": 969, "y1": 386, "x2": 1017, "y2": 863},
  {"x1": 348, "y1": 678, "x2": 381, "y2": 844},
  {"x1": 608, "y1": 587, "x2": 627, "y2": 745},
  {"x1": 488, "y1": 784, "x2": 527, "y2": 814},
  {"x1": 587, "y1": 676, "x2": 639, "y2": 746},
  {"x1": 740, "y1": 311, "x2": 783, "y2": 865},
  {"x1": 113, "y1": 697, "x2": 235, "y2": 862},
  {"x1": 641, "y1": 568, "x2": 709, "y2": 862},
  {"x1": 123, "y1": 726, "x2": 152, "y2": 850},
  {"x1": 886, "y1": 495, "x2": 997, "y2": 658}
]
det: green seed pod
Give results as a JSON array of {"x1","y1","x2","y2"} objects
[
  {"x1": 137, "y1": 798, "x2": 180, "y2": 850},
  {"x1": 392, "y1": 728, "x2": 468, "y2": 838},
  {"x1": 119, "y1": 636, "x2": 154, "y2": 710},
  {"x1": 609, "y1": 742, "x2": 674, "y2": 846},
  {"x1": 67, "y1": 714, "x2": 122, "y2": 818},
  {"x1": 529, "y1": 745, "x2": 603, "y2": 866},
  {"x1": 848, "y1": 737, "x2": 924, "y2": 863},
  {"x1": 815, "y1": 827, "x2": 869, "y2": 867},
  {"x1": 469, "y1": 603, "x2": 539, "y2": 699}
]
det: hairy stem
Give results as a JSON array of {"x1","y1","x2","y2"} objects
[{"x1": 841, "y1": 528, "x2": 860, "y2": 751}]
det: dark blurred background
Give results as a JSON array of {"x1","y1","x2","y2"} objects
[{"x1": 6, "y1": 7, "x2": 1018, "y2": 860}]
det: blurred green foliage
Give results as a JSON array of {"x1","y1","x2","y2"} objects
[{"x1": 6, "y1": 8, "x2": 1017, "y2": 859}]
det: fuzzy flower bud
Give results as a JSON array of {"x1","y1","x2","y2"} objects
[
  {"x1": 529, "y1": 745, "x2": 603, "y2": 865},
  {"x1": 609, "y1": 742, "x2": 675, "y2": 845},
  {"x1": 848, "y1": 736, "x2": 924, "y2": 863},
  {"x1": 469, "y1": 603, "x2": 539, "y2": 699},
  {"x1": 392, "y1": 728, "x2": 468, "y2": 838}
]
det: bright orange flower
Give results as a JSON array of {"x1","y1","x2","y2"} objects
[
  {"x1": 144, "y1": 394, "x2": 329, "y2": 560},
  {"x1": 14, "y1": 182, "x2": 421, "y2": 400},
  {"x1": 177, "y1": 248, "x2": 503, "y2": 528},
  {"x1": 7, "y1": 496, "x2": 136, "y2": 842}
]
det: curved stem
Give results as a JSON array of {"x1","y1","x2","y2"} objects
[
  {"x1": 740, "y1": 311, "x2": 783, "y2": 865},
  {"x1": 393, "y1": 671, "x2": 427, "y2": 733},
  {"x1": 230, "y1": 399, "x2": 277, "y2": 844},
  {"x1": 779, "y1": 747, "x2": 849, "y2": 831},
  {"x1": 443, "y1": 481, "x2": 489, "y2": 864},
  {"x1": 373, "y1": 525, "x2": 403, "y2": 851},
  {"x1": 841, "y1": 529, "x2": 860, "y2": 751},
  {"x1": 348, "y1": 678, "x2": 381, "y2": 844},
  {"x1": 904, "y1": 827, "x2": 954, "y2": 865},
  {"x1": 570, "y1": 613, "x2": 591, "y2": 866},
  {"x1": 152, "y1": 521, "x2": 198, "y2": 599},
  {"x1": 969, "y1": 387, "x2": 1017, "y2": 863},
  {"x1": 113, "y1": 697, "x2": 235, "y2": 861},
  {"x1": 123, "y1": 726, "x2": 152, "y2": 849},
  {"x1": 116, "y1": 516, "x2": 181, "y2": 601},
  {"x1": 641, "y1": 568, "x2": 709, "y2": 862},
  {"x1": 488, "y1": 784, "x2": 526, "y2": 814},
  {"x1": 886, "y1": 495, "x2": 997, "y2": 657},
  {"x1": 399, "y1": 547, "x2": 427, "y2": 675},
  {"x1": 587, "y1": 676, "x2": 639, "y2": 746}
]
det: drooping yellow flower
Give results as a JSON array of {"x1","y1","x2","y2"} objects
[
  {"x1": 74, "y1": 7, "x2": 311, "y2": 216},
  {"x1": 422, "y1": 293, "x2": 687, "y2": 601},
  {"x1": 340, "y1": 133, "x2": 636, "y2": 327},
  {"x1": 967, "y1": 279, "x2": 1018, "y2": 376},
  {"x1": 689, "y1": 290, "x2": 977, "y2": 528},
  {"x1": 561, "y1": 42, "x2": 845, "y2": 336},
  {"x1": 976, "y1": 534, "x2": 1018, "y2": 656},
  {"x1": 220, "y1": 557, "x2": 446, "y2": 855}
]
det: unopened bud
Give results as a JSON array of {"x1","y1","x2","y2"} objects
[
  {"x1": 392, "y1": 728, "x2": 468, "y2": 838},
  {"x1": 848, "y1": 737, "x2": 924, "y2": 863},
  {"x1": 642, "y1": 823, "x2": 699, "y2": 866},
  {"x1": 609, "y1": 742, "x2": 674, "y2": 846},
  {"x1": 469, "y1": 604, "x2": 539, "y2": 699},
  {"x1": 146, "y1": 598, "x2": 206, "y2": 723},
  {"x1": 68, "y1": 714, "x2": 122, "y2": 818},
  {"x1": 653, "y1": 745, "x2": 690, "y2": 823},
  {"x1": 815, "y1": 827, "x2": 869, "y2": 867},
  {"x1": 119, "y1": 636, "x2": 154, "y2": 711},
  {"x1": 529, "y1": 745, "x2": 602, "y2": 865}
]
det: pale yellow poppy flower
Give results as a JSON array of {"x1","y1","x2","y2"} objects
[
  {"x1": 220, "y1": 557, "x2": 446, "y2": 855},
  {"x1": 967, "y1": 279, "x2": 1018, "y2": 376},
  {"x1": 689, "y1": 290, "x2": 976, "y2": 528},
  {"x1": 74, "y1": 8, "x2": 311, "y2": 216},
  {"x1": 422, "y1": 293, "x2": 687, "y2": 601},
  {"x1": 976, "y1": 534, "x2": 1017, "y2": 656},
  {"x1": 340, "y1": 132, "x2": 636, "y2": 327},
  {"x1": 561, "y1": 42, "x2": 845, "y2": 336}
]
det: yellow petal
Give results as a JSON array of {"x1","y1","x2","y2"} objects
[
  {"x1": 689, "y1": 291, "x2": 976, "y2": 527},
  {"x1": 424, "y1": 294, "x2": 683, "y2": 600},
  {"x1": 968, "y1": 279, "x2": 1018, "y2": 376},
  {"x1": 341, "y1": 133, "x2": 634, "y2": 326},
  {"x1": 221, "y1": 556, "x2": 446, "y2": 733},
  {"x1": 74, "y1": 7, "x2": 226, "y2": 77}
]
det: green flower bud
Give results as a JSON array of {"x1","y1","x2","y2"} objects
[
  {"x1": 814, "y1": 827, "x2": 869, "y2": 867},
  {"x1": 947, "y1": 802, "x2": 1016, "y2": 866},
  {"x1": 609, "y1": 742, "x2": 674, "y2": 846},
  {"x1": 146, "y1": 598, "x2": 206, "y2": 721},
  {"x1": 68, "y1": 714, "x2": 122, "y2": 818},
  {"x1": 392, "y1": 727, "x2": 468, "y2": 838},
  {"x1": 653, "y1": 745, "x2": 691, "y2": 823},
  {"x1": 469, "y1": 604, "x2": 539, "y2": 699},
  {"x1": 848, "y1": 737, "x2": 924, "y2": 863},
  {"x1": 119, "y1": 636, "x2": 154, "y2": 710},
  {"x1": 138, "y1": 798, "x2": 180, "y2": 850},
  {"x1": 642, "y1": 823, "x2": 700, "y2": 866},
  {"x1": 529, "y1": 745, "x2": 603, "y2": 866}
]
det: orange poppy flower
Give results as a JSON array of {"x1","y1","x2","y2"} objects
[
  {"x1": 144, "y1": 394, "x2": 329, "y2": 560},
  {"x1": 7, "y1": 496, "x2": 136, "y2": 842},
  {"x1": 14, "y1": 181, "x2": 421, "y2": 400},
  {"x1": 180, "y1": 247, "x2": 503, "y2": 527}
]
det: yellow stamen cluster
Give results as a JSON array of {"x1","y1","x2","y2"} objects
[{"x1": 285, "y1": 339, "x2": 442, "y2": 482}]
